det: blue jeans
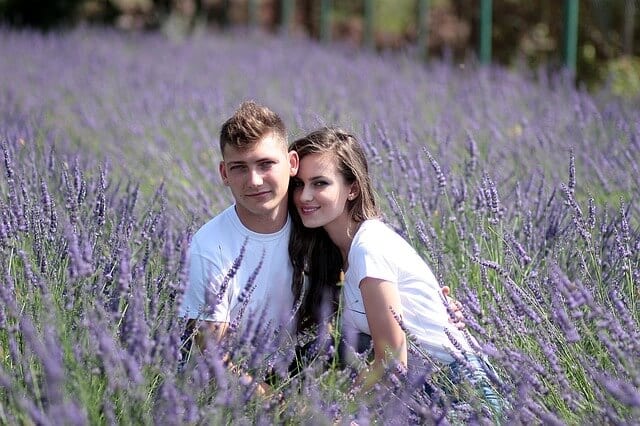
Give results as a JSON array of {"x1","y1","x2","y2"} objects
[
  {"x1": 341, "y1": 333, "x2": 507, "y2": 418},
  {"x1": 448, "y1": 353, "x2": 506, "y2": 417}
]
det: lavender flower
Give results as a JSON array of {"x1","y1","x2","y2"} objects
[{"x1": 423, "y1": 147, "x2": 447, "y2": 194}]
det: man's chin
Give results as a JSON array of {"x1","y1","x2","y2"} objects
[{"x1": 246, "y1": 202, "x2": 280, "y2": 216}]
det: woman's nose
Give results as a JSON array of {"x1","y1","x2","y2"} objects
[{"x1": 299, "y1": 185, "x2": 313, "y2": 202}]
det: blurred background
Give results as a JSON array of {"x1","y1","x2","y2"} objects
[{"x1": 1, "y1": 0, "x2": 639, "y2": 94}]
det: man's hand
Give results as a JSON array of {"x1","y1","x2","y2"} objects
[
  {"x1": 441, "y1": 286, "x2": 466, "y2": 329},
  {"x1": 240, "y1": 373, "x2": 273, "y2": 398}
]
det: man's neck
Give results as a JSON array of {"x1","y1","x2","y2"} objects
[{"x1": 235, "y1": 205, "x2": 288, "y2": 234}]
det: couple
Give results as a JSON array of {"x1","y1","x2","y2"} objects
[{"x1": 179, "y1": 101, "x2": 502, "y2": 412}]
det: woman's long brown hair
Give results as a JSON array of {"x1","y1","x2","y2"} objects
[{"x1": 288, "y1": 127, "x2": 380, "y2": 332}]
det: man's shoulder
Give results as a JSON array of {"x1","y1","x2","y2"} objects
[{"x1": 191, "y1": 206, "x2": 238, "y2": 248}]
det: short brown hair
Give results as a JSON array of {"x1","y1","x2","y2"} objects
[{"x1": 219, "y1": 101, "x2": 287, "y2": 154}]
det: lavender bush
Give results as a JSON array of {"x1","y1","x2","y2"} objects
[{"x1": 1, "y1": 28, "x2": 638, "y2": 424}]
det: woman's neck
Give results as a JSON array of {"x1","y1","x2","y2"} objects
[{"x1": 324, "y1": 217, "x2": 361, "y2": 267}]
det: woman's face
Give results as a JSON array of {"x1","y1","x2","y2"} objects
[{"x1": 292, "y1": 153, "x2": 355, "y2": 230}]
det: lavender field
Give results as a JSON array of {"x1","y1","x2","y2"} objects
[{"x1": 1, "y1": 28, "x2": 639, "y2": 425}]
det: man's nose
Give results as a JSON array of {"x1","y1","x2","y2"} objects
[{"x1": 248, "y1": 169, "x2": 263, "y2": 186}]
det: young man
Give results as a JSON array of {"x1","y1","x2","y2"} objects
[{"x1": 179, "y1": 101, "x2": 299, "y2": 355}]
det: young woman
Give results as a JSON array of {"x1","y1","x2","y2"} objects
[{"x1": 288, "y1": 128, "x2": 504, "y2": 414}]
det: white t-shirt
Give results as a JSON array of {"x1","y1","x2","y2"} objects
[
  {"x1": 179, "y1": 205, "x2": 295, "y2": 336},
  {"x1": 342, "y1": 219, "x2": 473, "y2": 364}
]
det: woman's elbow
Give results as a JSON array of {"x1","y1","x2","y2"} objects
[{"x1": 375, "y1": 337, "x2": 407, "y2": 365}]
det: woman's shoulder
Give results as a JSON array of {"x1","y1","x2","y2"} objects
[
  {"x1": 354, "y1": 219, "x2": 406, "y2": 250},
  {"x1": 359, "y1": 219, "x2": 402, "y2": 238},
  {"x1": 363, "y1": 220, "x2": 427, "y2": 257},
  {"x1": 360, "y1": 218, "x2": 388, "y2": 230}
]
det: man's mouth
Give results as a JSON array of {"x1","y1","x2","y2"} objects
[{"x1": 246, "y1": 190, "x2": 270, "y2": 198}]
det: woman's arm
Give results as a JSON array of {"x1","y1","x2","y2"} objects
[{"x1": 359, "y1": 277, "x2": 407, "y2": 375}]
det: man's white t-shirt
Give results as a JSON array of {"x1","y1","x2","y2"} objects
[
  {"x1": 342, "y1": 219, "x2": 473, "y2": 364},
  {"x1": 179, "y1": 205, "x2": 295, "y2": 335}
]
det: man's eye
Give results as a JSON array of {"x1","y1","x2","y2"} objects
[
  {"x1": 260, "y1": 161, "x2": 275, "y2": 169},
  {"x1": 229, "y1": 165, "x2": 246, "y2": 171}
]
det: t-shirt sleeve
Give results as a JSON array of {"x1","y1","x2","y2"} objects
[
  {"x1": 349, "y1": 243, "x2": 397, "y2": 288},
  {"x1": 179, "y1": 244, "x2": 232, "y2": 323}
]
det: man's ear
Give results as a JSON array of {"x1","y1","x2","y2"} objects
[
  {"x1": 288, "y1": 150, "x2": 299, "y2": 176},
  {"x1": 219, "y1": 161, "x2": 229, "y2": 186}
]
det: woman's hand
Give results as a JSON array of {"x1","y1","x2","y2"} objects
[{"x1": 441, "y1": 286, "x2": 466, "y2": 329}]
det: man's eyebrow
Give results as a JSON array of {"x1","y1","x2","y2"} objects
[{"x1": 226, "y1": 157, "x2": 279, "y2": 165}]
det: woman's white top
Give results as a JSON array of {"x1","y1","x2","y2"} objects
[{"x1": 342, "y1": 219, "x2": 473, "y2": 364}]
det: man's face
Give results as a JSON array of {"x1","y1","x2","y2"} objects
[{"x1": 219, "y1": 133, "x2": 298, "y2": 232}]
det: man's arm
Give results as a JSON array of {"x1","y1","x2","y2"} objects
[
  {"x1": 184, "y1": 319, "x2": 272, "y2": 395},
  {"x1": 180, "y1": 248, "x2": 233, "y2": 363},
  {"x1": 189, "y1": 319, "x2": 228, "y2": 349},
  {"x1": 181, "y1": 244, "x2": 272, "y2": 395}
]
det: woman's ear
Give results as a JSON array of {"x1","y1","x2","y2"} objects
[{"x1": 348, "y1": 183, "x2": 360, "y2": 200}]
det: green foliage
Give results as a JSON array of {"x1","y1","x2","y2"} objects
[{"x1": 606, "y1": 55, "x2": 640, "y2": 98}]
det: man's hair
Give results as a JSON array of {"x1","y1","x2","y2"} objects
[{"x1": 219, "y1": 101, "x2": 287, "y2": 154}]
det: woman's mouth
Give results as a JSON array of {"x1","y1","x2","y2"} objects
[{"x1": 299, "y1": 206, "x2": 319, "y2": 215}]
